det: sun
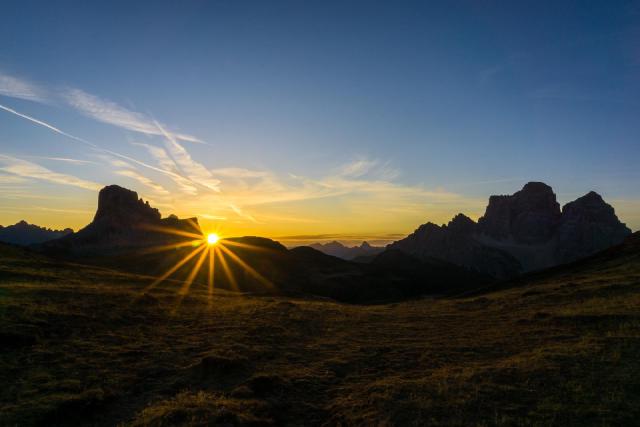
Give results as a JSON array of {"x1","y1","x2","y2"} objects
[{"x1": 207, "y1": 233, "x2": 220, "y2": 245}]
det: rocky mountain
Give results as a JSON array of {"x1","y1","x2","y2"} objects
[
  {"x1": 0, "y1": 221, "x2": 73, "y2": 246},
  {"x1": 40, "y1": 185, "x2": 202, "y2": 256},
  {"x1": 307, "y1": 241, "x2": 384, "y2": 260},
  {"x1": 36, "y1": 184, "x2": 490, "y2": 302},
  {"x1": 389, "y1": 182, "x2": 631, "y2": 278}
]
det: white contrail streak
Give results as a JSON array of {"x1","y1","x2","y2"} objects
[
  {"x1": 0, "y1": 103, "x2": 97, "y2": 148},
  {"x1": 0, "y1": 102, "x2": 200, "y2": 187}
]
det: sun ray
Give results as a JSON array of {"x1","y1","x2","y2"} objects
[
  {"x1": 134, "y1": 239, "x2": 201, "y2": 255},
  {"x1": 179, "y1": 245, "x2": 209, "y2": 296},
  {"x1": 207, "y1": 247, "x2": 215, "y2": 308},
  {"x1": 185, "y1": 217, "x2": 201, "y2": 232},
  {"x1": 216, "y1": 247, "x2": 239, "y2": 292},
  {"x1": 172, "y1": 245, "x2": 210, "y2": 313},
  {"x1": 218, "y1": 244, "x2": 274, "y2": 289},
  {"x1": 140, "y1": 244, "x2": 207, "y2": 294},
  {"x1": 222, "y1": 239, "x2": 279, "y2": 254},
  {"x1": 141, "y1": 223, "x2": 203, "y2": 240}
]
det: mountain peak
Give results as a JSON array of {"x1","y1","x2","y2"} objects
[
  {"x1": 41, "y1": 185, "x2": 200, "y2": 256},
  {"x1": 447, "y1": 214, "x2": 476, "y2": 234},
  {"x1": 94, "y1": 185, "x2": 161, "y2": 224},
  {"x1": 521, "y1": 181, "x2": 554, "y2": 194},
  {"x1": 479, "y1": 181, "x2": 560, "y2": 243}
]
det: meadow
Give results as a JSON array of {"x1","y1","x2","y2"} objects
[{"x1": 1, "y1": 241, "x2": 639, "y2": 426}]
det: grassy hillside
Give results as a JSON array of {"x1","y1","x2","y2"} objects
[{"x1": 1, "y1": 239, "x2": 639, "y2": 426}]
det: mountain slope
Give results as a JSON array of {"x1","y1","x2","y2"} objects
[{"x1": 1, "y1": 232, "x2": 639, "y2": 425}]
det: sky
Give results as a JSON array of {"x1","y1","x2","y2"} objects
[{"x1": 1, "y1": 1, "x2": 639, "y2": 244}]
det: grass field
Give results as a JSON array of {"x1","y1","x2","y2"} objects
[{"x1": 1, "y1": 242, "x2": 639, "y2": 426}]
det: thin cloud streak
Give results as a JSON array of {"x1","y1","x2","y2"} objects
[
  {"x1": 0, "y1": 72, "x2": 48, "y2": 102},
  {"x1": 0, "y1": 103, "x2": 95, "y2": 147},
  {"x1": 0, "y1": 102, "x2": 202, "y2": 189},
  {"x1": 0, "y1": 71, "x2": 202, "y2": 143},
  {"x1": 25, "y1": 156, "x2": 97, "y2": 165},
  {"x1": 63, "y1": 88, "x2": 203, "y2": 143},
  {"x1": 154, "y1": 121, "x2": 221, "y2": 192},
  {"x1": 0, "y1": 155, "x2": 101, "y2": 191}
]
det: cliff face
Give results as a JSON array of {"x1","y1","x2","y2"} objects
[
  {"x1": 390, "y1": 182, "x2": 631, "y2": 278},
  {"x1": 41, "y1": 185, "x2": 201, "y2": 256},
  {"x1": 93, "y1": 185, "x2": 161, "y2": 224},
  {"x1": 555, "y1": 191, "x2": 631, "y2": 263},
  {"x1": 478, "y1": 182, "x2": 561, "y2": 244}
]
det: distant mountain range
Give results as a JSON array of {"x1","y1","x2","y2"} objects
[
  {"x1": 32, "y1": 184, "x2": 488, "y2": 302},
  {"x1": 389, "y1": 182, "x2": 631, "y2": 278},
  {"x1": 0, "y1": 221, "x2": 72, "y2": 246},
  {"x1": 306, "y1": 241, "x2": 384, "y2": 260},
  {"x1": 12, "y1": 181, "x2": 632, "y2": 302}
]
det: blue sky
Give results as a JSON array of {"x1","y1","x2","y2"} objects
[{"x1": 1, "y1": 1, "x2": 639, "y2": 240}]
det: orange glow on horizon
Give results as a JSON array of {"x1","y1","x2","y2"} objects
[{"x1": 137, "y1": 225, "x2": 273, "y2": 308}]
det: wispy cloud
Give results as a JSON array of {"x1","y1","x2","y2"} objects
[
  {"x1": 133, "y1": 142, "x2": 199, "y2": 195},
  {"x1": 25, "y1": 156, "x2": 97, "y2": 165},
  {"x1": 154, "y1": 121, "x2": 221, "y2": 192},
  {"x1": 0, "y1": 155, "x2": 101, "y2": 191},
  {"x1": 338, "y1": 158, "x2": 379, "y2": 178},
  {"x1": 210, "y1": 167, "x2": 270, "y2": 179},
  {"x1": 97, "y1": 154, "x2": 170, "y2": 196},
  {"x1": 115, "y1": 168, "x2": 169, "y2": 196},
  {"x1": 0, "y1": 70, "x2": 203, "y2": 143},
  {"x1": 0, "y1": 102, "x2": 202, "y2": 188},
  {"x1": 0, "y1": 72, "x2": 48, "y2": 102},
  {"x1": 62, "y1": 88, "x2": 203, "y2": 143}
]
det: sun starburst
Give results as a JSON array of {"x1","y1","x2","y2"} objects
[{"x1": 137, "y1": 224, "x2": 275, "y2": 308}]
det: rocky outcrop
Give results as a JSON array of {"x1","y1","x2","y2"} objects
[
  {"x1": 555, "y1": 191, "x2": 631, "y2": 263},
  {"x1": 41, "y1": 185, "x2": 201, "y2": 256},
  {"x1": 478, "y1": 182, "x2": 561, "y2": 244},
  {"x1": 0, "y1": 221, "x2": 73, "y2": 246},
  {"x1": 389, "y1": 182, "x2": 631, "y2": 278},
  {"x1": 93, "y1": 185, "x2": 161, "y2": 224}
]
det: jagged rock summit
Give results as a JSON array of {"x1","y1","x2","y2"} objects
[
  {"x1": 41, "y1": 185, "x2": 201, "y2": 256},
  {"x1": 93, "y1": 185, "x2": 161, "y2": 224},
  {"x1": 478, "y1": 182, "x2": 561, "y2": 243},
  {"x1": 0, "y1": 220, "x2": 73, "y2": 246},
  {"x1": 390, "y1": 182, "x2": 631, "y2": 278}
]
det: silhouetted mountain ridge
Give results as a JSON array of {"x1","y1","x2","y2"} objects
[
  {"x1": 41, "y1": 185, "x2": 202, "y2": 256},
  {"x1": 0, "y1": 220, "x2": 72, "y2": 246},
  {"x1": 389, "y1": 182, "x2": 631, "y2": 278},
  {"x1": 306, "y1": 241, "x2": 384, "y2": 260},
  {"x1": 37, "y1": 184, "x2": 489, "y2": 303}
]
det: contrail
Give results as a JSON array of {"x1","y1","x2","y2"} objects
[
  {"x1": 0, "y1": 103, "x2": 97, "y2": 148},
  {"x1": 0, "y1": 102, "x2": 200, "y2": 187}
]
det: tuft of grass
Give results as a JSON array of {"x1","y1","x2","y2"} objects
[{"x1": 129, "y1": 390, "x2": 273, "y2": 427}]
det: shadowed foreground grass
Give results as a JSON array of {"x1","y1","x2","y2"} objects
[{"x1": 1, "y1": 242, "x2": 639, "y2": 426}]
